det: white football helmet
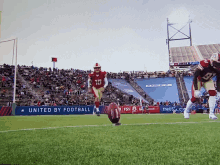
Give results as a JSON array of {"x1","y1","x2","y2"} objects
[
  {"x1": 94, "y1": 63, "x2": 101, "y2": 73},
  {"x1": 94, "y1": 63, "x2": 101, "y2": 68}
]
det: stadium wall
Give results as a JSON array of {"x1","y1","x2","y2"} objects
[{"x1": 13, "y1": 105, "x2": 187, "y2": 115}]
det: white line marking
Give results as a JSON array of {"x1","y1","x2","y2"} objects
[{"x1": 0, "y1": 121, "x2": 219, "y2": 133}]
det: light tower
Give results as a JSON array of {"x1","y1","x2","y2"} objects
[{"x1": 166, "y1": 18, "x2": 192, "y2": 66}]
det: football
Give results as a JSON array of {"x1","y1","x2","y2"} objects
[{"x1": 107, "y1": 102, "x2": 121, "y2": 124}]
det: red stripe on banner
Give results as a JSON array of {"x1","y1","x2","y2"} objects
[
  {"x1": 6, "y1": 107, "x2": 12, "y2": 116},
  {"x1": 119, "y1": 105, "x2": 160, "y2": 114},
  {"x1": 105, "y1": 105, "x2": 160, "y2": 114},
  {"x1": 0, "y1": 107, "x2": 12, "y2": 116},
  {"x1": 121, "y1": 106, "x2": 132, "y2": 114},
  {"x1": 146, "y1": 106, "x2": 160, "y2": 113}
]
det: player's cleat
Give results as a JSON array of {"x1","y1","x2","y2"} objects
[
  {"x1": 184, "y1": 110, "x2": 190, "y2": 119},
  {"x1": 96, "y1": 111, "x2": 100, "y2": 116},
  {"x1": 114, "y1": 122, "x2": 121, "y2": 126},
  {"x1": 209, "y1": 113, "x2": 218, "y2": 120}
]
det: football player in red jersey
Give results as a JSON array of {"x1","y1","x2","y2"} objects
[
  {"x1": 184, "y1": 53, "x2": 220, "y2": 120},
  {"x1": 88, "y1": 63, "x2": 108, "y2": 116}
]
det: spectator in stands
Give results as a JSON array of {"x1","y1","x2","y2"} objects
[
  {"x1": 0, "y1": 63, "x2": 197, "y2": 107},
  {"x1": 37, "y1": 100, "x2": 41, "y2": 106}
]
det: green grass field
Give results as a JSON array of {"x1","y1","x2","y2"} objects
[{"x1": 1, "y1": 113, "x2": 220, "y2": 165}]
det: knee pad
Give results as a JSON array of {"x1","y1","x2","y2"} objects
[{"x1": 208, "y1": 90, "x2": 217, "y2": 96}]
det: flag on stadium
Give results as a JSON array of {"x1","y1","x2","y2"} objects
[{"x1": 0, "y1": 11, "x2": 1, "y2": 38}]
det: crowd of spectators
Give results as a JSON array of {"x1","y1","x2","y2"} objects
[
  {"x1": 17, "y1": 65, "x2": 93, "y2": 106},
  {"x1": 107, "y1": 69, "x2": 193, "y2": 80},
  {"x1": 0, "y1": 63, "x2": 201, "y2": 108},
  {"x1": 14, "y1": 63, "x2": 139, "y2": 106},
  {"x1": 0, "y1": 64, "x2": 37, "y2": 106}
]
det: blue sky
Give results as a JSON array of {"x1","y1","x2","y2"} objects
[{"x1": 0, "y1": 0, "x2": 220, "y2": 72}]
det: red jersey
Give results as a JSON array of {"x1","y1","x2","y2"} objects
[
  {"x1": 193, "y1": 59, "x2": 217, "y2": 90},
  {"x1": 89, "y1": 71, "x2": 106, "y2": 89},
  {"x1": 196, "y1": 59, "x2": 216, "y2": 82}
]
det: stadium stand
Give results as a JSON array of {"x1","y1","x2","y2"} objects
[
  {"x1": 183, "y1": 76, "x2": 193, "y2": 99},
  {"x1": 196, "y1": 44, "x2": 220, "y2": 59},
  {"x1": 175, "y1": 73, "x2": 190, "y2": 104},
  {"x1": 0, "y1": 64, "x2": 143, "y2": 108},
  {"x1": 2, "y1": 42, "x2": 220, "y2": 111},
  {"x1": 127, "y1": 78, "x2": 154, "y2": 103},
  {"x1": 170, "y1": 46, "x2": 201, "y2": 63},
  {"x1": 108, "y1": 79, "x2": 147, "y2": 102},
  {"x1": 135, "y1": 77, "x2": 179, "y2": 102}
]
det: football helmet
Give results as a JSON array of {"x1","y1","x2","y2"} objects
[
  {"x1": 94, "y1": 63, "x2": 101, "y2": 73},
  {"x1": 210, "y1": 52, "x2": 220, "y2": 71},
  {"x1": 94, "y1": 63, "x2": 101, "y2": 68}
]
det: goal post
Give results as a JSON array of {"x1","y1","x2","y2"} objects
[{"x1": 0, "y1": 38, "x2": 18, "y2": 115}]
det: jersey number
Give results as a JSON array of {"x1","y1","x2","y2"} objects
[
  {"x1": 203, "y1": 72, "x2": 214, "y2": 80},
  {"x1": 95, "y1": 79, "x2": 102, "y2": 85}
]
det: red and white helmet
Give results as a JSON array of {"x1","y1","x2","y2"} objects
[
  {"x1": 94, "y1": 63, "x2": 101, "y2": 68},
  {"x1": 210, "y1": 52, "x2": 220, "y2": 70}
]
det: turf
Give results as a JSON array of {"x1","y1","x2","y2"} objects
[{"x1": 0, "y1": 114, "x2": 220, "y2": 165}]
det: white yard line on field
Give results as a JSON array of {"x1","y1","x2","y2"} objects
[{"x1": 0, "y1": 120, "x2": 220, "y2": 133}]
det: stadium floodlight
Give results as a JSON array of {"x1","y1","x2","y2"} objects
[
  {"x1": 168, "y1": 8, "x2": 191, "y2": 26},
  {"x1": 166, "y1": 9, "x2": 193, "y2": 68}
]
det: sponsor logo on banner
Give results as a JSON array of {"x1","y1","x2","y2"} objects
[
  {"x1": 15, "y1": 106, "x2": 102, "y2": 115},
  {"x1": 160, "y1": 105, "x2": 184, "y2": 113},
  {"x1": 146, "y1": 84, "x2": 172, "y2": 87},
  {"x1": 146, "y1": 106, "x2": 160, "y2": 113},
  {"x1": 132, "y1": 106, "x2": 137, "y2": 113},
  {"x1": 121, "y1": 105, "x2": 132, "y2": 114}
]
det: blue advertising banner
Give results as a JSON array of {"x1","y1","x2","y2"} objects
[
  {"x1": 15, "y1": 106, "x2": 107, "y2": 115},
  {"x1": 192, "y1": 105, "x2": 207, "y2": 112},
  {"x1": 160, "y1": 105, "x2": 185, "y2": 113}
]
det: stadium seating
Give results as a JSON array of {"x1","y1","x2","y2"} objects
[
  {"x1": 183, "y1": 76, "x2": 193, "y2": 98},
  {"x1": 108, "y1": 79, "x2": 147, "y2": 102},
  {"x1": 135, "y1": 77, "x2": 179, "y2": 102},
  {"x1": 170, "y1": 46, "x2": 201, "y2": 63},
  {"x1": 196, "y1": 44, "x2": 220, "y2": 59},
  {"x1": 3, "y1": 43, "x2": 220, "y2": 108}
]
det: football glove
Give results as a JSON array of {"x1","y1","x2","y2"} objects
[{"x1": 194, "y1": 90, "x2": 201, "y2": 98}]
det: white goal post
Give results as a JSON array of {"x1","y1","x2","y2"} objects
[{"x1": 0, "y1": 38, "x2": 18, "y2": 115}]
